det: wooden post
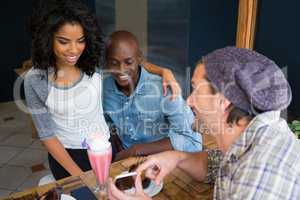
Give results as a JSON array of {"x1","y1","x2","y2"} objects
[
  {"x1": 115, "y1": 0, "x2": 148, "y2": 56},
  {"x1": 236, "y1": 0, "x2": 258, "y2": 49}
]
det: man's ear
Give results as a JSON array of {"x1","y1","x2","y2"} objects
[
  {"x1": 137, "y1": 50, "x2": 144, "y2": 64},
  {"x1": 220, "y1": 96, "x2": 231, "y2": 112}
]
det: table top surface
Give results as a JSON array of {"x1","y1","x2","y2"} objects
[
  {"x1": 3, "y1": 135, "x2": 217, "y2": 200},
  {"x1": 3, "y1": 157, "x2": 214, "y2": 200}
]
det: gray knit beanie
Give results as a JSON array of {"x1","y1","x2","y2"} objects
[{"x1": 203, "y1": 46, "x2": 292, "y2": 114}]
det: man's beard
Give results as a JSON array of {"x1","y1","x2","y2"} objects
[{"x1": 192, "y1": 118, "x2": 211, "y2": 135}]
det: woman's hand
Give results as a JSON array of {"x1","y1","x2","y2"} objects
[
  {"x1": 136, "y1": 151, "x2": 186, "y2": 185},
  {"x1": 161, "y1": 69, "x2": 182, "y2": 100},
  {"x1": 108, "y1": 173, "x2": 151, "y2": 200},
  {"x1": 143, "y1": 62, "x2": 181, "y2": 100}
]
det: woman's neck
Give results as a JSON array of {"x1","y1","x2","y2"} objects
[
  {"x1": 51, "y1": 63, "x2": 81, "y2": 86},
  {"x1": 55, "y1": 61, "x2": 76, "y2": 71}
]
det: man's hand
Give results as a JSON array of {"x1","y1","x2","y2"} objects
[
  {"x1": 161, "y1": 69, "x2": 182, "y2": 100},
  {"x1": 108, "y1": 173, "x2": 151, "y2": 200},
  {"x1": 114, "y1": 149, "x2": 134, "y2": 162},
  {"x1": 136, "y1": 151, "x2": 186, "y2": 185},
  {"x1": 113, "y1": 145, "x2": 142, "y2": 162}
]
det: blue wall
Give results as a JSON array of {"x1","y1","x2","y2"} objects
[
  {"x1": 255, "y1": 0, "x2": 300, "y2": 115},
  {"x1": 188, "y1": 0, "x2": 239, "y2": 68},
  {"x1": 0, "y1": 1, "x2": 32, "y2": 102}
]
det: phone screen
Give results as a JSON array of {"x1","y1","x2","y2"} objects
[
  {"x1": 114, "y1": 171, "x2": 151, "y2": 191},
  {"x1": 115, "y1": 175, "x2": 135, "y2": 190}
]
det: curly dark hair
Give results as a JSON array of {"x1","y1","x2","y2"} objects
[{"x1": 31, "y1": 0, "x2": 104, "y2": 76}]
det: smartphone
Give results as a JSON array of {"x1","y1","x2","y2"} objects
[{"x1": 114, "y1": 171, "x2": 137, "y2": 190}]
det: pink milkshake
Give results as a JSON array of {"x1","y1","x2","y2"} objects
[
  {"x1": 86, "y1": 136, "x2": 112, "y2": 193},
  {"x1": 88, "y1": 146, "x2": 112, "y2": 185}
]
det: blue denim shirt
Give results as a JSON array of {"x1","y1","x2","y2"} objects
[{"x1": 103, "y1": 67, "x2": 202, "y2": 152}]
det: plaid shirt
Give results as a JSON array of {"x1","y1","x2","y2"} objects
[{"x1": 214, "y1": 111, "x2": 300, "y2": 200}]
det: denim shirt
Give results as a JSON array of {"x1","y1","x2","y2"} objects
[{"x1": 103, "y1": 67, "x2": 202, "y2": 152}]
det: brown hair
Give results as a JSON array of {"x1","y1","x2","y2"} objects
[
  {"x1": 210, "y1": 82, "x2": 253, "y2": 125},
  {"x1": 226, "y1": 104, "x2": 253, "y2": 125}
]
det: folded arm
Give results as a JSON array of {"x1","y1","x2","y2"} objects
[
  {"x1": 133, "y1": 138, "x2": 173, "y2": 155},
  {"x1": 113, "y1": 138, "x2": 173, "y2": 162},
  {"x1": 162, "y1": 93, "x2": 203, "y2": 152}
]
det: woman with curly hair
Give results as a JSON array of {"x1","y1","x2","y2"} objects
[{"x1": 25, "y1": 0, "x2": 179, "y2": 180}]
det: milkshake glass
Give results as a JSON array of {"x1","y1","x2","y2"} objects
[{"x1": 86, "y1": 136, "x2": 112, "y2": 195}]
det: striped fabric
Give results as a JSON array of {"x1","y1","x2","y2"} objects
[{"x1": 214, "y1": 111, "x2": 300, "y2": 200}]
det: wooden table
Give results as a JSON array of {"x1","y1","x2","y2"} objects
[
  {"x1": 82, "y1": 156, "x2": 214, "y2": 200},
  {"x1": 3, "y1": 135, "x2": 216, "y2": 200}
]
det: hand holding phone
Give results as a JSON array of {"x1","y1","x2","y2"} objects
[{"x1": 109, "y1": 173, "x2": 154, "y2": 200}]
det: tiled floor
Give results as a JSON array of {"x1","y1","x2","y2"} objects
[{"x1": 0, "y1": 101, "x2": 51, "y2": 198}]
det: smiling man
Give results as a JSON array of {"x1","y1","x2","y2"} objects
[
  {"x1": 102, "y1": 31, "x2": 202, "y2": 161},
  {"x1": 108, "y1": 47, "x2": 300, "y2": 200}
]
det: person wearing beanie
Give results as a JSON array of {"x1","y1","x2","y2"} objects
[{"x1": 108, "y1": 47, "x2": 300, "y2": 200}]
